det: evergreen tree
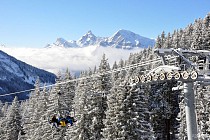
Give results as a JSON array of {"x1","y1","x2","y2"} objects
[
  {"x1": 88, "y1": 54, "x2": 112, "y2": 140},
  {"x1": 195, "y1": 85, "x2": 210, "y2": 139},
  {"x1": 123, "y1": 85, "x2": 151, "y2": 140},
  {"x1": 1, "y1": 97, "x2": 22, "y2": 140},
  {"x1": 149, "y1": 82, "x2": 179, "y2": 140},
  {"x1": 155, "y1": 32, "x2": 165, "y2": 49},
  {"x1": 180, "y1": 31, "x2": 188, "y2": 49},
  {"x1": 30, "y1": 85, "x2": 54, "y2": 140},
  {"x1": 155, "y1": 35, "x2": 162, "y2": 48},
  {"x1": 47, "y1": 85, "x2": 67, "y2": 139},
  {"x1": 176, "y1": 95, "x2": 187, "y2": 139},
  {"x1": 161, "y1": 31, "x2": 166, "y2": 48},
  {"x1": 163, "y1": 33, "x2": 172, "y2": 49},
  {"x1": 185, "y1": 23, "x2": 194, "y2": 49},
  {"x1": 102, "y1": 64, "x2": 127, "y2": 139},
  {"x1": 1, "y1": 102, "x2": 8, "y2": 117},
  {"x1": 203, "y1": 13, "x2": 210, "y2": 50},
  {"x1": 0, "y1": 103, "x2": 7, "y2": 139},
  {"x1": 62, "y1": 69, "x2": 75, "y2": 111},
  {"x1": 191, "y1": 19, "x2": 203, "y2": 49},
  {"x1": 21, "y1": 78, "x2": 42, "y2": 139},
  {"x1": 67, "y1": 72, "x2": 93, "y2": 140},
  {"x1": 172, "y1": 30, "x2": 180, "y2": 49}
]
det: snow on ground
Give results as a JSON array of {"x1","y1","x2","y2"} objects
[{"x1": 0, "y1": 46, "x2": 142, "y2": 74}]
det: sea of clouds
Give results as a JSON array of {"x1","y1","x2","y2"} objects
[{"x1": 0, "y1": 46, "x2": 142, "y2": 74}]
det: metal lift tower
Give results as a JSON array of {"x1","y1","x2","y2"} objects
[{"x1": 129, "y1": 48, "x2": 210, "y2": 140}]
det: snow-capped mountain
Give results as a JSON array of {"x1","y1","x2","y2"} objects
[
  {"x1": 0, "y1": 50, "x2": 56, "y2": 102},
  {"x1": 100, "y1": 29, "x2": 155, "y2": 49},
  {"x1": 0, "y1": 30, "x2": 153, "y2": 78},
  {"x1": 47, "y1": 29, "x2": 155, "y2": 49},
  {"x1": 46, "y1": 38, "x2": 78, "y2": 48},
  {"x1": 77, "y1": 30, "x2": 97, "y2": 47}
]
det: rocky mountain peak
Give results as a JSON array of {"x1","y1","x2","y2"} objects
[
  {"x1": 77, "y1": 30, "x2": 97, "y2": 47},
  {"x1": 47, "y1": 29, "x2": 155, "y2": 49}
]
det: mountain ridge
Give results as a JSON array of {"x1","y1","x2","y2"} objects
[
  {"x1": 0, "y1": 50, "x2": 56, "y2": 102},
  {"x1": 47, "y1": 29, "x2": 155, "y2": 49}
]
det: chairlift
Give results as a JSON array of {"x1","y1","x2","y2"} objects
[{"x1": 48, "y1": 108, "x2": 77, "y2": 129}]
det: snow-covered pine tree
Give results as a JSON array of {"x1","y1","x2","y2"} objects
[
  {"x1": 191, "y1": 19, "x2": 204, "y2": 50},
  {"x1": 67, "y1": 71, "x2": 93, "y2": 140},
  {"x1": 156, "y1": 32, "x2": 165, "y2": 49},
  {"x1": 155, "y1": 32, "x2": 165, "y2": 48},
  {"x1": 1, "y1": 96, "x2": 22, "y2": 140},
  {"x1": 161, "y1": 31, "x2": 166, "y2": 48},
  {"x1": 114, "y1": 52, "x2": 154, "y2": 139},
  {"x1": 203, "y1": 13, "x2": 210, "y2": 50},
  {"x1": 123, "y1": 73, "x2": 154, "y2": 140},
  {"x1": 149, "y1": 82, "x2": 179, "y2": 140},
  {"x1": 155, "y1": 35, "x2": 162, "y2": 48},
  {"x1": 0, "y1": 101, "x2": 3, "y2": 137},
  {"x1": 184, "y1": 23, "x2": 194, "y2": 49},
  {"x1": 176, "y1": 94, "x2": 187, "y2": 139},
  {"x1": 163, "y1": 33, "x2": 172, "y2": 49},
  {"x1": 21, "y1": 78, "x2": 42, "y2": 139},
  {"x1": 61, "y1": 69, "x2": 75, "y2": 111},
  {"x1": 29, "y1": 85, "x2": 55, "y2": 140},
  {"x1": 172, "y1": 30, "x2": 180, "y2": 49},
  {"x1": 17, "y1": 100, "x2": 29, "y2": 140},
  {"x1": 0, "y1": 101, "x2": 4, "y2": 137},
  {"x1": 195, "y1": 85, "x2": 210, "y2": 139},
  {"x1": 102, "y1": 60, "x2": 127, "y2": 139},
  {"x1": 1, "y1": 102, "x2": 8, "y2": 117},
  {"x1": 204, "y1": 86, "x2": 210, "y2": 138},
  {"x1": 88, "y1": 54, "x2": 112, "y2": 140},
  {"x1": 180, "y1": 30, "x2": 188, "y2": 49},
  {"x1": 0, "y1": 102, "x2": 7, "y2": 139},
  {"x1": 48, "y1": 69, "x2": 76, "y2": 139},
  {"x1": 46, "y1": 81, "x2": 68, "y2": 139}
]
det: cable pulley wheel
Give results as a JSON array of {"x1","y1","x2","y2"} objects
[
  {"x1": 174, "y1": 71, "x2": 180, "y2": 80},
  {"x1": 140, "y1": 75, "x2": 145, "y2": 83},
  {"x1": 147, "y1": 75, "x2": 152, "y2": 82},
  {"x1": 159, "y1": 72, "x2": 165, "y2": 80},
  {"x1": 153, "y1": 73, "x2": 159, "y2": 81},
  {"x1": 190, "y1": 71, "x2": 198, "y2": 80},
  {"x1": 134, "y1": 76, "x2": 140, "y2": 83},
  {"x1": 166, "y1": 72, "x2": 173, "y2": 80},
  {"x1": 182, "y1": 71, "x2": 189, "y2": 80}
]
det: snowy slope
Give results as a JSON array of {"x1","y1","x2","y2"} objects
[
  {"x1": 0, "y1": 50, "x2": 56, "y2": 102},
  {"x1": 47, "y1": 29, "x2": 155, "y2": 49}
]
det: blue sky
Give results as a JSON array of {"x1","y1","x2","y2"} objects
[{"x1": 0, "y1": 0, "x2": 210, "y2": 48}]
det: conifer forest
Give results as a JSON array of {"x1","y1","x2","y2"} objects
[{"x1": 1, "y1": 13, "x2": 210, "y2": 140}]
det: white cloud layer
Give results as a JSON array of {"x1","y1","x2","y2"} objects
[{"x1": 0, "y1": 46, "x2": 142, "y2": 74}]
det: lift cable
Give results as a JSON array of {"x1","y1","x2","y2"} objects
[{"x1": 0, "y1": 56, "x2": 178, "y2": 98}]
